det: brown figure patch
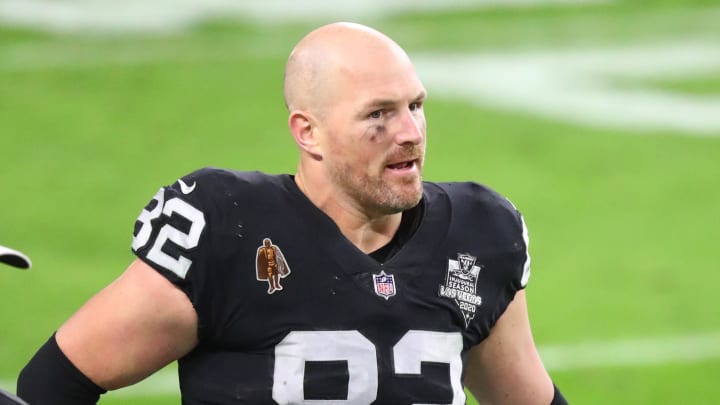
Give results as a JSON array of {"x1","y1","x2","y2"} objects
[{"x1": 255, "y1": 238, "x2": 291, "y2": 294}]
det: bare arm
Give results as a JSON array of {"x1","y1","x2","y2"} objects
[
  {"x1": 464, "y1": 290, "x2": 553, "y2": 405},
  {"x1": 56, "y1": 258, "x2": 198, "y2": 390}
]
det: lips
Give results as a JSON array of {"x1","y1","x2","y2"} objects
[
  {"x1": 385, "y1": 148, "x2": 423, "y2": 172},
  {"x1": 387, "y1": 160, "x2": 415, "y2": 170}
]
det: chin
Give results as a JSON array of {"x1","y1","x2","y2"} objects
[{"x1": 385, "y1": 190, "x2": 423, "y2": 213}]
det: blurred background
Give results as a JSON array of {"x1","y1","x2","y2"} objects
[{"x1": 1, "y1": 0, "x2": 719, "y2": 403}]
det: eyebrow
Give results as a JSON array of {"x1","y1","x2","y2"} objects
[{"x1": 362, "y1": 90, "x2": 427, "y2": 111}]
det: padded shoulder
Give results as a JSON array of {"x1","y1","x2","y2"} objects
[{"x1": 436, "y1": 181, "x2": 531, "y2": 288}]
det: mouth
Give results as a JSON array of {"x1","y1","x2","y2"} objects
[{"x1": 385, "y1": 159, "x2": 419, "y2": 172}]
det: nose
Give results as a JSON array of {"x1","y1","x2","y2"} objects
[{"x1": 394, "y1": 108, "x2": 424, "y2": 146}]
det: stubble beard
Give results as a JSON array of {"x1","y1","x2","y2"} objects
[{"x1": 329, "y1": 160, "x2": 424, "y2": 216}]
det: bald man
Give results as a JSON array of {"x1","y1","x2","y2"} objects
[{"x1": 17, "y1": 22, "x2": 567, "y2": 404}]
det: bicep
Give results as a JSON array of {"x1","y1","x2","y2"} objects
[
  {"x1": 56, "y1": 258, "x2": 198, "y2": 390},
  {"x1": 465, "y1": 290, "x2": 553, "y2": 405}
]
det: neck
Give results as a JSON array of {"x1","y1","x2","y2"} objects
[{"x1": 294, "y1": 170, "x2": 402, "y2": 253}]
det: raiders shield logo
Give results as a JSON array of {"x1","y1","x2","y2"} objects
[{"x1": 438, "y1": 253, "x2": 483, "y2": 327}]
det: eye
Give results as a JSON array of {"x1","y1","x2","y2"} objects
[
  {"x1": 369, "y1": 110, "x2": 383, "y2": 119},
  {"x1": 409, "y1": 102, "x2": 422, "y2": 112}
]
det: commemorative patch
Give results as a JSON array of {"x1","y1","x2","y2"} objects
[
  {"x1": 372, "y1": 270, "x2": 396, "y2": 300},
  {"x1": 255, "y1": 238, "x2": 291, "y2": 294},
  {"x1": 438, "y1": 253, "x2": 483, "y2": 327}
]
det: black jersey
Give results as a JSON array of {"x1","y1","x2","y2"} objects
[{"x1": 131, "y1": 168, "x2": 531, "y2": 405}]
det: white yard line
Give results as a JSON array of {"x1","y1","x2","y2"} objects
[
  {"x1": 0, "y1": 0, "x2": 716, "y2": 135},
  {"x1": 540, "y1": 332, "x2": 720, "y2": 371},
  {"x1": 2, "y1": 332, "x2": 720, "y2": 396},
  {"x1": 3, "y1": 38, "x2": 719, "y2": 136},
  {"x1": 414, "y1": 40, "x2": 720, "y2": 136}
]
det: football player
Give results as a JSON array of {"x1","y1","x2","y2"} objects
[{"x1": 17, "y1": 22, "x2": 568, "y2": 404}]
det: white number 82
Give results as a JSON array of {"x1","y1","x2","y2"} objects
[
  {"x1": 131, "y1": 187, "x2": 206, "y2": 279},
  {"x1": 273, "y1": 330, "x2": 465, "y2": 405}
]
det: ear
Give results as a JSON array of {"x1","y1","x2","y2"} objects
[{"x1": 289, "y1": 110, "x2": 323, "y2": 160}]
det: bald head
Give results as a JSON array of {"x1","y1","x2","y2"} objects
[{"x1": 283, "y1": 22, "x2": 413, "y2": 114}]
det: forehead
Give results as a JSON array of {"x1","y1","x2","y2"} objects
[
  {"x1": 335, "y1": 52, "x2": 425, "y2": 105},
  {"x1": 335, "y1": 42, "x2": 423, "y2": 97}
]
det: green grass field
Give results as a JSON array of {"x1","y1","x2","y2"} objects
[{"x1": 1, "y1": 0, "x2": 720, "y2": 403}]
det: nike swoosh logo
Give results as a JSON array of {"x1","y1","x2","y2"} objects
[{"x1": 178, "y1": 179, "x2": 197, "y2": 195}]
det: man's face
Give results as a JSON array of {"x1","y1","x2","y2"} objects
[{"x1": 319, "y1": 55, "x2": 427, "y2": 216}]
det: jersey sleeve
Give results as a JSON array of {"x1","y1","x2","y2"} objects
[
  {"x1": 451, "y1": 182, "x2": 532, "y2": 290},
  {"x1": 517, "y1": 210, "x2": 532, "y2": 289},
  {"x1": 477, "y1": 188, "x2": 533, "y2": 337},
  {"x1": 500, "y1": 195, "x2": 532, "y2": 290},
  {"x1": 440, "y1": 181, "x2": 533, "y2": 339},
  {"x1": 492, "y1": 193, "x2": 532, "y2": 293},
  {"x1": 130, "y1": 168, "x2": 282, "y2": 343},
  {"x1": 130, "y1": 169, "x2": 213, "y2": 313}
]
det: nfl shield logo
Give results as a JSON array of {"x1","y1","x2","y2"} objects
[{"x1": 372, "y1": 270, "x2": 396, "y2": 300}]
